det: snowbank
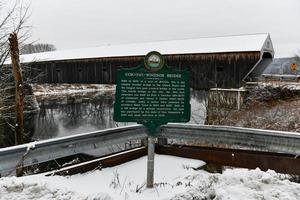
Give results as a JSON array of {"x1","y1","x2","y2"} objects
[
  {"x1": 173, "y1": 168, "x2": 300, "y2": 200},
  {"x1": 0, "y1": 155, "x2": 299, "y2": 200}
]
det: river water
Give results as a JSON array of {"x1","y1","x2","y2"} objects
[{"x1": 32, "y1": 89, "x2": 207, "y2": 140}]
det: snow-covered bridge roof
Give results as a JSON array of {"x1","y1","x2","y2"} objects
[{"x1": 18, "y1": 33, "x2": 274, "y2": 63}]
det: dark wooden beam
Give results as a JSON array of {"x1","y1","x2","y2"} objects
[
  {"x1": 48, "y1": 147, "x2": 147, "y2": 176},
  {"x1": 156, "y1": 145, "x2": 300, "y2": 175}
]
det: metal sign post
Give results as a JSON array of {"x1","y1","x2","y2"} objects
[
  {"x1": 147, "y1": 135, "x2": 155, "y2": 188},
  {"x1": 114, "y1": 51, "x2": 191, "y2": 188}
]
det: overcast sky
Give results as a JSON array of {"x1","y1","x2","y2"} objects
[{"x1": 5, "y1": 0, "x2": 300, "y2": 57}]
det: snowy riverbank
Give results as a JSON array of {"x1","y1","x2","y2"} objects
[
  {"x1": 32, "y1": 84, "x2": 115, "y2": 96},
  {"x1": 0, "y1": 155, "x2": 299, "y2": 200}
]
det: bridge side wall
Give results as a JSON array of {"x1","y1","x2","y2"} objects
[{"x1": 24, "y1": 51, "x2": 260, "y2": 89}]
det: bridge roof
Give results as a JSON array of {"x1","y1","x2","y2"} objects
[{"x1": 17, "y1": 33, "x2": 273, "y2": 64}]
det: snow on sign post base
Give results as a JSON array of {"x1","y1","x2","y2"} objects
[{"x1": 113, "y1": 51, "x2": 191, "y2": 188}]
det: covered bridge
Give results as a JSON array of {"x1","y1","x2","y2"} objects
[{"x1": 20, "y1": 33, "x2": 274, "y2": 89}]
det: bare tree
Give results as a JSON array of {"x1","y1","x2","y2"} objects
[
  {"x1": 0, "y1": 0, "x2": 31, "y2": 147},
  {"x1": 21, "y1": 43, "x2": 56, "y2": 54}
]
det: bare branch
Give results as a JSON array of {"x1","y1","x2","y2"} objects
[{"x1": 0, "y1": 0, "x2": 31, "y2": 66}]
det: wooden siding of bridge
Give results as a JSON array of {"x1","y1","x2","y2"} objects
[{"x1": 24, "y1": 51, "x2": 260, "y2": 89}]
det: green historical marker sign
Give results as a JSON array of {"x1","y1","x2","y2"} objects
[
  {"x1": 114, "y1": 51, "x2": 190, "y2": 188},
  {"x1": 114, "y1": 51, "x2": 191, "y2": 135}
]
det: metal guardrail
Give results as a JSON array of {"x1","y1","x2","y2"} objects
[
  {"x1": 159, "y1": 124, "x2": 300, "y2": 155},
  {"x1": 0, "y1": 124, "x2": 299, "y2": 175},
  {"x1": 0, "y1": 125, "x2": 147, "y2": 175}
]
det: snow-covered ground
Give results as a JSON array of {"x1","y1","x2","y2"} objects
[
  {"x1": 0, "y1": 155, "x2": 299, "y2": 200},
  {"x1": 257, "y1": 82, "x2": 300, "y2": 91}
]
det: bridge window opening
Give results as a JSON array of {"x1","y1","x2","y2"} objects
[
  {"x1": 78, "y1": 68, "x2": 83, "y2": 82},
  {"x1": 262, "y1": 52, "x2": 272, "y2": 59},
  {"x1": 217, "y1": 66, "x2": 224, "y2": 72},
  {"x1": 55, "y1": 68, "x2": 63, "y2": 82}
]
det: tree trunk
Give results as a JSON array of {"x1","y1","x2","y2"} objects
[{"x1": 9, "y1": 33, "x2": 24, "y2": 145}]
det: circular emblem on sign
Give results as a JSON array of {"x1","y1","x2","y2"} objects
[{"x1": 144, "y1": 51, "x2": 164, "y2": 72}]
